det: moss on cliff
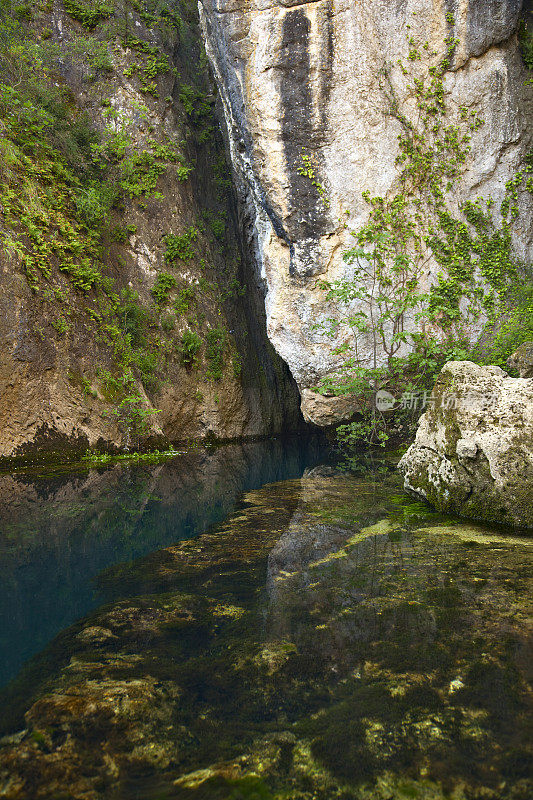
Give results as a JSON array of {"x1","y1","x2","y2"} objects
[{"x1": 0, "y1": 0, "x2": 302, "y2": 458}]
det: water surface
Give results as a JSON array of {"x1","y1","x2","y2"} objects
[
  {"x1": 0, "y1": 437, "x2": 325, "y2": 687},
  {"x1": 0, "y1": 449, "x2": 531, "y2": 800}
]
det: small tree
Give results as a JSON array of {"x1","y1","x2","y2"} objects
[{"x1": 107, "y1": 394, "x2": 160, "y2": 450}]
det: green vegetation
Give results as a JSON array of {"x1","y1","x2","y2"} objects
[
  {"x1": 178, "y1": 81, "x2": 211, "y2": 122},
  {"x1": 115, "y1": 288, "x2": 153, "y2": 346},
  {"x1": 63, "y1": 0, "x2": 114, "y2": 30},
  {"x1": 151, "y1": 271, "x2": 177, "y2": 308},
  {"x1": 164, "y1": 226, "x2": 199, "y2": 262},
  {"x1": 475, "y1": 295, "x2": 533, "y2": 372},
  {"x1": 174, "y1": 285, "x2": 195, "y2": 315},
  {"x1": 316, "y1": 31, "x2": 532, "y2": 449},
  {"x1": 0, "y1": 0, "x2": 256, "y2": 455},
  {"x1": 231, "y1": 352, "x2": 242, "y2": 379},
  {"x1": 179, "y1": 329, "x2": 202, "y2": 368},
  {"x1": 219, "y1": 277, "x2": 246, "y2": 302},
  {"x1": 121, "y1": 36, "x2": 172, "y2": 97},
  {"x1": 51, "y1": 315, "x2": 70, "y2": 335},
  {"x1": 110, "y1": 223, "x2": 137, "y2": 242},
  {"x1": 205, "y1": 326, "x2": 226, "y2": 380},
  {"x1": 160, "y1": 312, "x2": 176, "y2": 332},
  {"x1": 298, "y1": 150, "x2": 330, "y2": 208},
  {"x1": 118, "y1": 141, "x2": 191, "y2": 200},
  {"x1": 519, "y1": 15, "x2": 533, "y2": 70},
  {"x1": 201, "y1": 208, "x2": 227, "y2": 242},
  {"x1": 81, "y1": 447, "x2": 183, "y2": 465},
  {"x1": 75, "y1": 182, "x2": 118, "y2": 225},
  {"x1": 104, "y1": 394, "x2": 160, "y2": 448}
]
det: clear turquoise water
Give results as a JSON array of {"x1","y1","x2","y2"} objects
[{"x1": 0, "y1": 437, "x2": 325, "y2": 688}]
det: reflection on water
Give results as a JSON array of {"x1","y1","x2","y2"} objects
[
  {"x1": 0, "y1": 458, "x2": 531, "y2": 800},
  {"x1": 0, "y1": 437, "x2": 325, "y2": 687}
]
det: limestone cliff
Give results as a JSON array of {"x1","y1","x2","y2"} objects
[
  {"x1": 199, "y1": 0, "x2": 533, "y2": 424},
  {"x1": 0, "y1": 0, "x2": 303, "y2": 461}
]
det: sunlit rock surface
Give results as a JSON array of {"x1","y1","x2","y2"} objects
[
  {"x1": 399, "y1": 360, "x2": 533, "y2": 528},
  {"x1": 199, "y1": 0, "x2": 532, "y2": 422}
]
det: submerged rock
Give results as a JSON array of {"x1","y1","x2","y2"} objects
[{"x1": 399, "y1": 361, "x2": 533, "y2": 528}]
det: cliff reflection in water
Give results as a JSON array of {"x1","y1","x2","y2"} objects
[{"x1": 0, "y1": 436, "x2": 325, "y2": 687}]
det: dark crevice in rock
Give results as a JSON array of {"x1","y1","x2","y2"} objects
[
  {"x1": 199, "y1": 2, "x2": 297, "y2": 272},
  {"x1": 279, "y1": 8, "x2": 332, "y2": 277}
]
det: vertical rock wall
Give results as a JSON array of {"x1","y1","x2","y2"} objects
[
  {"x1": 199, "y1": 0, "x2": 532, "y2": 423},
  {"x1": 0, "y1": 0, "x2": 304, "y2": 460}
]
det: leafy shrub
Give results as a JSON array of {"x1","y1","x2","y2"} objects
[
  {"x1": 122, "y1": 38, "x2": 171, "y2": 97},
  {"x1": 58, "y1": 259, "x2": 103, "y2": 292},
  {"x1": 132, "y1": 348, "x2": 160, "y2": 391},
  {"x1": 63, "y1": 0, "x2": 114, "y2": 30},
  {"x1": 106, "y1": 394, "x2": 160, "y2": 448},
  {"x1": 209, "y1": 215, "x2": 226, "y2": 241},
  {"x1": 178, "y1": 83, "x2": 211, "y2": 121},
  {"x1": 160, "y1": 312, "x2": 175, "y2": 332},
  {"x1": 119, "y1": 150, "x2": 166, "y2": 198},
  {"x1": 176, "y1": 161, "x2": 193, "y2": 181},
  {"x1": 164, "y1": 227, "x2": 199, "y2": 262},
  {"x1": 151, "y1": 272, "x2": 176, "y2": 308},
  {"x1": 179, "y1": 330, "x2": 202, "y2": 368},
  {"x1": 232, "y1": 353, "x2": 242, "y2": 379},
  {"x1": 86, "y1": 41, "x2": 113, "y2": 77},
  {"x1": 174, "y1": 286, "x2": 195, "y2": 315},
  {"x1": 110, "y1": 223, "x2": 136, "y2": 242},
  {"x1": 75, "y1": 182, "x2": 118, "y2": 225},
  {"x1": 474, "y1": 297, "x2": 533, "y2": 372},
  {"x1": 51, "y1": 315, "x2": 70, "y2": 335},
  {"x1": 116, "y1": 288, "x2": 152, "y2": 346},
  {"x1": 201, "y1": 209, "x2": 226, "y2": 242},
  {"x1": 205, "y1": 327, "x2": 226, "y2": 381}
]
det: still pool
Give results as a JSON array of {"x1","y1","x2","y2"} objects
[{"x1": 0, "y1": 440, "x2": 531, "y2": 799}]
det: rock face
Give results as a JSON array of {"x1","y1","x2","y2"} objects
[
  {"x1": 300, "y1": 388, "x2": 360, "y2": 427},
  {"x1": 399, "y1": 361, "x2": 533, "y2": 528},
  {"x1": 199, "y1": 0, "x2": 532, "y2": 422},
  {"x1": 0, "y1": 2, "x2": 303, "y2": 461},
  {"x1": 507, "y1": 340, "x2": 533, "y2": 377}
]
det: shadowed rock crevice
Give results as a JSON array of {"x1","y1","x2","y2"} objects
[{"x1": 280, "y1": 7, "x2": 333, "y2": 277}]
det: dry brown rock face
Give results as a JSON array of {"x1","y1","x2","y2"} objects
[
  {"x1": 0, "y1": 3, "x2": 302, "y2": 461},
  {"x1": 199, "y1": 0, "x2": 533, "y2": 422}
]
